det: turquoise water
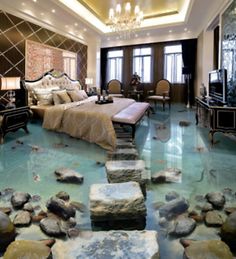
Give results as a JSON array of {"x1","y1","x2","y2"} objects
[{"x1": 0, "y1": 103, "x2": 236, "y2": 258}]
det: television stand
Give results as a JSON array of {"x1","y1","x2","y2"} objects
[{"x1": 195, "y1": 97, "x2": 236, "y2": 143}]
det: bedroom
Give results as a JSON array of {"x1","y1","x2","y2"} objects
[{"x1": 0, "y1": 0, "x2": 236, "y2": 258}]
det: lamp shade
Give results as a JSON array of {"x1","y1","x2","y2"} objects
[
  {"x1": 85, "y1": 78, "x2": 93, "y2": 85},
  {"x1": 1, "y1": 77, "x2": 21, "y2": 90}
]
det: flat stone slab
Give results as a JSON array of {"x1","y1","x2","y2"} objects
[
  {"x1": 107, "y1": 148, "x2": 139, "y2": 160},
  {"x1": 105, "y1": 160, "x2": 148, "y2": 184},
  {"x1": 151, "y1": 168, "x2": 182, "y2": 183},
  {"x1": 90, "y1": 182, "x2": 146, "y2": 221},
  {"x1": 54, "y1": 168, "x2": 83, "y2": 184},
  {"x1": 52, "y1": 230, "x2": 159, "y2": 259}
]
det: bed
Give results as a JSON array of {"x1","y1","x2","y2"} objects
[{"x1": 25, "y1": 71, "x2": 149, "y2": 151}]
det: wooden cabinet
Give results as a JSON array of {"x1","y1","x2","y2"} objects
[
  {"x1": 196, "y1": 97, "x2": 236, "y2": 143},
  {"x1": 0, "y1": 106, "x2": 31, "y2": 144}
]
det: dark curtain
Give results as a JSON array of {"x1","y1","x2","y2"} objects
[
  {"x1": 181, "y1": 39, "x2": 197, "y2": 105},
  {"x1": 100, "y1": 48, "x2": 108, "y2": 90}
]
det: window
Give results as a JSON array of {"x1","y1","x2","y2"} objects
[
  {"x1": 133, "y1": 48, "x2": 152, "y2": 83},
  {"x1": 107, "y1": 50, "x2": 123, "y2": 82},
  {"x1": 164, "y1": 45, "x2": 184, "y2": 83}
]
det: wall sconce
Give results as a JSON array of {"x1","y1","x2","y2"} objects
[
  {"x1": 85, "y1": 78, "x2": 93, "y2": 92},
  {"x1": 0, "y1": 77, "x2": 21, "y2": 109}
]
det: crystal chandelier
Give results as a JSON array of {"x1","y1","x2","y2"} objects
[{"x1": 108, "y1": 2, "x2": 144, "y2": 38}]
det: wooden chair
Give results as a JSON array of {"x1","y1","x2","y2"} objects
[
  {"x1": 107, "y1": 79, "x2": 124, "y2": 98},
  {"x1": 146, "y1": 79, "x2": 171, "y2": 111}
]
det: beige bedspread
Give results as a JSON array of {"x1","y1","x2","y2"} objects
[{"x1": 43, "y1": 97, "x2": 135, "y2": 150}]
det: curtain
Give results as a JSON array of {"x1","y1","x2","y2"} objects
[
  {"x1": 100, "y1": 48, "x2": 109, "y2": 90},
  {"x1": 181, "y1": 39, "x2": 197, "y2": 105}
]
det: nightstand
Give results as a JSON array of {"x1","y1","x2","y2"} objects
[{"x1": 0, "y1": 106, "x2": 31, "y2": 144}]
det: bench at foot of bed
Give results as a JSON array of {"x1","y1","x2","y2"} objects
[{"x1": 112, "y1": 102, "x2": 150, "y2": 139}]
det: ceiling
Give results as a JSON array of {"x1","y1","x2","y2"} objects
[
  {"x1": 0, "y1": 0, "x2": 231, "y2": 47},
  {"x1": 77, "y1": 0, "x2": 185, "y2": 23}
]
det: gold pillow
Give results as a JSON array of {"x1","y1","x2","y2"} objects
[
  {"x1": 57, "y1": 91, "x2": 71, "y2": 103},
  {"x1": 67, "y1": 90, "x2": 84, "y2": 102}
]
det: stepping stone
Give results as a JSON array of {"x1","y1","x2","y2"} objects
[
  {"x1": 52, "y1": 230, "x2": 159, "y2": 259},
  {"x1": 105, "y1": 160, "x2": 148, "y2": 185},
  {"x1": 54, "y1": 168, "x2": 83, "y2": 184},
  {"x1": 151, "y1": 168, "x2": 181, "y2": 183},
  {"x1": 89, "y1": 182, "x2": 146, "y2": 221},
  {"x1": 107, "y1": 148, "x2": 139, "y2": 160}
]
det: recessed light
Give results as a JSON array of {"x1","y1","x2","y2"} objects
[
  {"x1": 40, "y1": 12, "x2": 44, "y2": 16},
  {"x1": 146, "y1": 32, "x2": 150, "y2": 36},
  {"x1": 135, "y1": 34, "x2": 138, "y2": 37},
  {"x1": 65, "y1": 25, "x2": 69, "y2": 28},
  {"x1": 107, "y1": 37, "x2": 110, "y2": 41},
  {"x1": 169, "y1": 30, "x2": 172, "y2": 33},
  {"x1": 32, "y1": 0, "x2": 37, "y2": 2},
  {"x1": 184, "y1": 28, "x2": 187, "y2": 31},
  {"x1": 74, "y1": 23, "x2": 78, "y2": 26},
  {"x1": 51, "y1": 9, "x2": 55, "y2": 13},
  {"x1": 83, "y1": 28, "x2": 87, "y2": 32},
  {"x1": 21, "y1": 2, "x2": 25, "y2": 6}
]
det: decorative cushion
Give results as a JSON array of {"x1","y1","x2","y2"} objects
[
  {"x1": 67, "y1": 90, "x2": 84, "y2": 102},
  {"x1": 56, "y1": 91, "x2": 71, "y2": 104},
  {"x1": 52, "y1": 89, "x2": 66, "y2": 105}
]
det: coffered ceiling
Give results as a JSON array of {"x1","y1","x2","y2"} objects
[
  {"x1": 0, "y1": 0, "x2": 231, "y2": 46},
  {"x1": 77, "y1": 0, "x2": 185, "y2": 23}
]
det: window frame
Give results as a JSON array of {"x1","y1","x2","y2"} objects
[
  {"x1": 107, "y1": 50, "x2": 124, "y2": 83},
  {"x1": 164, "y1": 45, "x2": 184, "y2": 84},
  {"x1": 132, "y1": 47, "x2": 152, "y2": 83}
]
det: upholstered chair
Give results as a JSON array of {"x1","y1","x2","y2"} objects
[
  {"x1": 146, "y1": 79, "x2": 171, "y2": 111},
  {"x1": 107, "y1": 79, "x2": 124, "y2": 98}
]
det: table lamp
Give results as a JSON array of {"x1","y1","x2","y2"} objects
[
  {"x1": 85, "y1": 78, "x2": 93, "y2": 93},
  {"x1": 0, "y1": 77, "x2": 21, "y2": 109}
]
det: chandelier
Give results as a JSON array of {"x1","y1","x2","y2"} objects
[{"x1": 108, "y1": 2, "x2": 144, "y2": 38}]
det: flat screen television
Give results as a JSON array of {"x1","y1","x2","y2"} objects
[{"x1": 209, "y1": 69, "x2": 227, "y2": 104}]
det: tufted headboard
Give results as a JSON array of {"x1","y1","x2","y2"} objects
[{"x1": 25, "y1": 71, "x2": 83, "y2": 105}]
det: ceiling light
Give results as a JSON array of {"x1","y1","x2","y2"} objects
[
  {"x1": 169, "y1": 30, "x2": 172, "y2": 33},
  {"x1": 40, "y1": 12, "x2": 44, "y2": 16},
  {"x1": 51, "y1": 9, "x2": 55, "y2": 13},
  {"x1": 146, "y1": 32, "x2": 150, "y2": 36},
  {"x1": 21, "y1": 2, "x2": 25, "y2": 6},
  {"x1": 108, "y1": 2, "x2": 144, "y2": 38},
  {"x1": 65, "y1": 25, "x2": 69, "y2": 28},
  {"x1": 184, "y1": 27, "x2": 187, "y2": 31},
  {"x1": 83, "y1": 28, "x2": 87, "y2": 32},
  {"x1": 32, "y1": 0, "x2": 37, "y2": 2},
  {"x1": 74, "y1": 23, "x2": 78, "y2": 26}
]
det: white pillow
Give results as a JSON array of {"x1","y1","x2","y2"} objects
[
  {"x1": 78, "y1": 90, "x2": 88, "y2": 99},
  {"x1": 33, "y1": 88, "x2": 54, "y2": 105}
]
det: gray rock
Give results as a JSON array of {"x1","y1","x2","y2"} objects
[
  {"x1": 13, "y1": 211, "x2": 31, "y2": 227},
  {"x1": 23, "y1": 202, "x2": 34, "y2": 212},
  {"x1": 46, "y1": 197, "x2": 76, "y2": 220},
  {"x1": 56, "y1": 191, "x2": 70, "y2": 201},
  {"x1": 3, "y1": 240, "x2": 51, "y2": 259},
  {"x1": 11, "y1": 192, "x2": 31, "y2": 209},
  {"x1": 205, "y1": 211, "x2": 223, "y2": 227},
  {"x1": 170, "y1": 217, "x2": 196, "y2": 236},
  {"x1": 201, "y1": 202, "x2": 213, "y2": 212},
  {"x1": 183, "y1": 240, "x2": 233, "y2": 259},
  {"x1": 159, "y1": 198, "x2": 189, "y2": 219},
  {"x1": 151, "y1": 168, "x2": 181, "y2": 183},
  {"x1": 105, "y1": 160, "x2": 148, "y2": 184},
  {"x1": 205, "y1": 192, "x2": 225, "y2": 209},
  {"x1": 54, "y1": 168, "x2": 84, "y2": 184},
  {"x1": 0, "y1": 211, "x2": 16, "y2": 252},
  {"x1": 107, "y1": 148, "x2": 139, "y2": 160},
  {"x1": 40, "y1": 217, "x2": 66, "y2": 237},
  {"x1": 152, "y1": 201, "x2": 165, "y2": 210},
  {"x1": 90, "y1": 182, "x2": 146, "y2": 221},
  {"x1": 165, "y1": 191, "x2": 180, "y2": 201},
  {"x1": 221, "y1": 211, "x2": 236, "y2": 251},
  {"x1": 51, "y1": 230, "x2": 159, "y2": 259},
  {"x1": 159, "y1": 217, "x2": 169, "y2": 227}
]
